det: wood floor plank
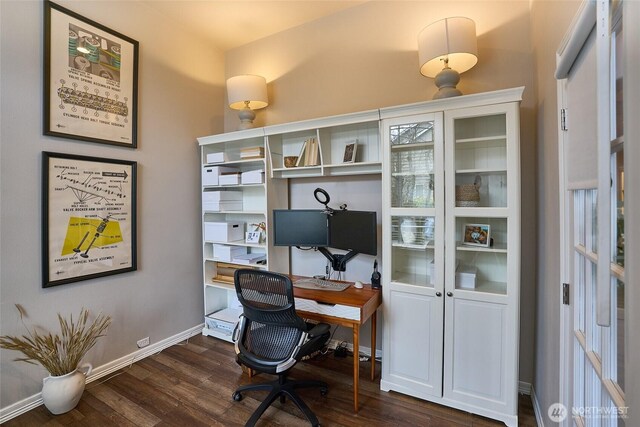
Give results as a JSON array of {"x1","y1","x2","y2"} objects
[
  {"x1": 3, "y1": 335, "x2": 537, "y2": 426},
  {"x1": 86, "y1": 383, "x2": 161, "y2": 427}
]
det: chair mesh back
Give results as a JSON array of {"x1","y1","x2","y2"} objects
[{"x1": 235, "y1": 270, "x2": 306, "y2": 362}]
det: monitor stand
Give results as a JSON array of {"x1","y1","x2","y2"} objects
[{"x1": 317, "y1": 247, "x2": 358, "y2": 272}]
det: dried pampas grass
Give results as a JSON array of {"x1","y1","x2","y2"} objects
[{"x1": 0, "y1": 305, "x2": 111, "y2": 376}]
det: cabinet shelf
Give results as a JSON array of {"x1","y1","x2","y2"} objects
[
  {"x1": 204, "y1": 158, "x2": 265, "y2": 168},
  {"x1": 203, "y1": 210, "x2": 265, "y2": 215},
  {"x1": 392, "y1": 241, "x2": 434, "y2": 250},
  {"x1": 456, "y1": 242, "x2": 507, "y2": 253},
  {"x1": 455, "y1": 279, "x2": 508, "y2": 296},
  {"x1": 203, "y1": 241, "x2": 266, "y2": 249},
  {"x1": 202, "y1": 326, "x2": 234, "y2": 342},
  {"x1": 391, "y1": 272, "x2": 433, "y2": 288},
  {"x1": 455, "y1": 135, "x2": 506, "y2": 144},
  {"x1": 390, "y1": 141, "x2": 434, "y2": 150},
  {"x1": 203, "y1": 183, "x2": 265, "y2": 189},
  {"x1": 323, "y1": 161, "x2": 382, "y2": 176},
  {"x1": 391, "y1": 171, "x2": 434, "y2": 177},
  {"x1": 205, "y1": 281, "x2": 235, "y2": 291},
  {"x1": 455, "y1": 168, "x2": 506, "y2": 175}
]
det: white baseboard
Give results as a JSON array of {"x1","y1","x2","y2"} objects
[
  {"x1": 519, "y1": 381, "x2": 532, "y2": 395},
  {"x1": 531, "y1": 384, "x2": 545, "y2": 427},
  {"x1": 0, "y1": 324, "x2": 203, "y2": 424}
]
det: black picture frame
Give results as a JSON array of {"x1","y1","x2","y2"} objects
[
  {"x1": 44, "y1": 1, "x2": 139, "y2": 147},
  {"x1": 43, "y1": 152, "x2": 137, "y2": 287}
]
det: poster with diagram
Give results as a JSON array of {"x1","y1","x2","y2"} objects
[
  {"x1": 44, "y1": 1, "x2": 138, "y2": 147},
  {"x1": 43, "y1": 152, "x2": 137, "y2": 287}
]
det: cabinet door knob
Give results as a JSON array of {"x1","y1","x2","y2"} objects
[
  {"x1": 435, "y1": 292, "x2": 442, "y2": 297},
  {"x1": 446, "y1": 292, "x2": 453, "y2": 297}
]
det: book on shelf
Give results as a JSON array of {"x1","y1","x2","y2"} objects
[
  {"x1": 296, "y1": 139, "x2": 308, "y2": 167},
  {"x1": 240, "y1": 146, "x2": 265, "y2": 159},
  {"x1": 308, "y1": 138, "x2": 319, "y2": 166},
  {"x1": 232, "y1": 253, "x2": 267, "y2": 265}
]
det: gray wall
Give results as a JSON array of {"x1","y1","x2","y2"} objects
[
  {"x1": 224, "y1": 0, "x2": 537, "y2": 385},
  {"x1": 529, "y1": 0, "x2": 581, "y2": 418},
  {"x1": 0, "y1": 0, "x2": 224, "y2": 408}
]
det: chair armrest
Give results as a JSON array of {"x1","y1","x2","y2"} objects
[{"x1": 307, "y1": 322, "x2": 330, "y2": 338}]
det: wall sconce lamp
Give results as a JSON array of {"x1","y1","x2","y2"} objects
[
  {"x1": 226, "y1": 74, "x2": 268, "y2": 130},
  {"x1": 418, "y1": 17, "x2": 478, "y2": 99}
]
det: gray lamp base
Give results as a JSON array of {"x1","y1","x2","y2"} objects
[
  {"x1": 237, "y1": 107, "x2": 256, "y2": 130},
  {"x1": 433, "y1": 66, "x2": 462, "y2": 99}
]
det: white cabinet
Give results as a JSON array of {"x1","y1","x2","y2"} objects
[
  {"x1": 197, "y1": 129, "x2": 289, "y2": 342},
  {"x1": 380, "y1": 88, "x2": 523, "y2": 427}
]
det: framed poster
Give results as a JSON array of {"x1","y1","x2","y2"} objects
[
  {"x1": 43, "y1": 152, "x2": 137, "y2": 287},
  {"x1": 44, "y1": 1, "x2": 139, "y2": 147},
  {"x1": 462, "y1": 223, "x2": 491, "y2": 247}
]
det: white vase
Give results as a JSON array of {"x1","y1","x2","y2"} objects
[{"x1": 41, "y1": 363, "x2": 92, "y2": 414}]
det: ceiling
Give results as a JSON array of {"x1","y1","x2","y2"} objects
[{"x1": 141, "y1": 1, "x2": 367, "y2": 51}]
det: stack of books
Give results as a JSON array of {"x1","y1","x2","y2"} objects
[
  {"x1": 240, "y1": 146, "x2": 265, "y2": 159},
  {"x1": 296, "y1": 137, "x2": 319, "y2": 167}
]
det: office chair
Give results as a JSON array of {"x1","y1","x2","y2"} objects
[{"x1": 232, "y1": 269, "x2": 331, "y2": 427}]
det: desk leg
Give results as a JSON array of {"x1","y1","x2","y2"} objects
[
  {"x1": 370, "y1": 309, "x2": 377, "y2": 381},
  {"x1": 353, "y1": 323, "x2": 359, "y2": 413}
]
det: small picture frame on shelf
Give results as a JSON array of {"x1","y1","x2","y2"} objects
[
  {"x1": 343, "y1": 142, "x2": 357, "y2": 163},
  {"x1": 462, "y1": 223, "x2": 490, "y2": 247},
  {"x1": 245, "y1": 222, "x2": 265, "y2": 243}
]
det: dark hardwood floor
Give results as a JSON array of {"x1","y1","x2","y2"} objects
[{"x1": 3, "y1": 334, "x2": 537, "y2": 426}]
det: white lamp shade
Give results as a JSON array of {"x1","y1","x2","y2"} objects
[
  {"x1": 418, "y1": 17, "x2": 478, "y2": 78},
  {"x1": 226, "y1": 75, "x2": 268, "y2": 110}
]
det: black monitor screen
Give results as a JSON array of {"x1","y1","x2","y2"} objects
[
  {"x1": 329, "y1": 210, "x2": 377, "y2": 256},
  {"x1": 272, "y1": 210, "x2": 329, "y2": 247}
]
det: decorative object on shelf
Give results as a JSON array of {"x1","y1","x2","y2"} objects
[
  {"x1": 462, "y1": 223, "x2": 490, "y2": 247},
  {"x1": 418, "y1": 17, "x2": 477, "y2": 99},
  {"x1": 0, "y1": 305, "x2": 111, "y2": 414},
  {"x1": 400, "y1": 217, "x2": 417, "y2": 244},
  {"x1": 284, "y1": 156, "x2": 298, "y2": 168},
  {"x1": 455, "y1": 174, "x2": 481, "y2": 207},
  {"x1": 226, "y1": 74, "x2": 268, "y2": 130},
  {"x1": 246, "y1": 222, "x2": 266, "y2": 243},
  {"x1": 44, "y1": 1, "x2": 139, "y2": 147},
  {"x1": 43, "y1": 152, "x2": 137, "y2": 287},
  {"x1": 343, "y1": 142, "x2": 358, "y2": 163}
]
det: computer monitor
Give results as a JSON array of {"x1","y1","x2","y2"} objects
[
  {"x1": 272, "y1": 209, "x2": 329, "y2": 248},
  {"x1": 329, "y1": 210, "x2": 377, "y2": 256}
]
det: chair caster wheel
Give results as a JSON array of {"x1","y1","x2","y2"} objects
[
  {"x1": 320, "y1": 387, "x2": 328, "y2": 396},
  {"x1": 233, "y1": 392, "x2": 243, "y2": 401}
]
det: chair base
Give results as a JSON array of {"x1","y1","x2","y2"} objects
[{"x1": 233, "y1": 374, "x2": 328, "y2": 427}]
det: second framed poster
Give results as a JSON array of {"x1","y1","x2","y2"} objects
[
  {"x1": 43, "y1": 152, "x2": 137, "y2": 287},
  {"x1": 44, "y1": 1, "x2": 139, "y2": 147}
]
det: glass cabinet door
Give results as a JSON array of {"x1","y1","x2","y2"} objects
[
  {"x1": 453, "y1": 113, "x2": 508, "y2": 208},
  {"x1": 390, "y1": 215, "x2": 436, "y2": 287},
  {"x1": 383, "y1": 113, "x2": 444, "y2": 291},
  {"x1": 389, "y1": 121, "x2": 435, "y2": 208}
]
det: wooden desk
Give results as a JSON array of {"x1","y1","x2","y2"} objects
[{"x1": 292, "y1": 280, "x2": 382, "y2": 413}]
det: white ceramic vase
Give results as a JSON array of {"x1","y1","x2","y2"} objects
[{"x1": 41, "y1": 363, "x2": 92, "y2": 414}]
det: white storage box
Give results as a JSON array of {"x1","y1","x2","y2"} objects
[
  {"x1": 205, "y1": 307, "x2": 242, "y2": 336},
  {"x1": 202, "y1": 166, "x2": 238, "y2": 186},
  {"x1": 204, "y1": 221, "x2": 244, "y2": 242},
  {"x1": 202, "y1": 201, "x2": 243, "y2": 212},
  {"x1": 206, "y1": 152, "x2": 228, "y2": 164},
  {"x1": 218, "y1": 173, "x2": 240, "y2": 185},
  {"x1": 241, "y1": 170, "x2": 265, "y2": 185},
  {"x1": 455, "y1": 265, "x2": 478, "y2": 289},
  {"x1": 213, "y1": 244, "x2": 247, "y2": 262},
  {"x1": 202, "y1": 190, "x2": 243, "y2": 203}
]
